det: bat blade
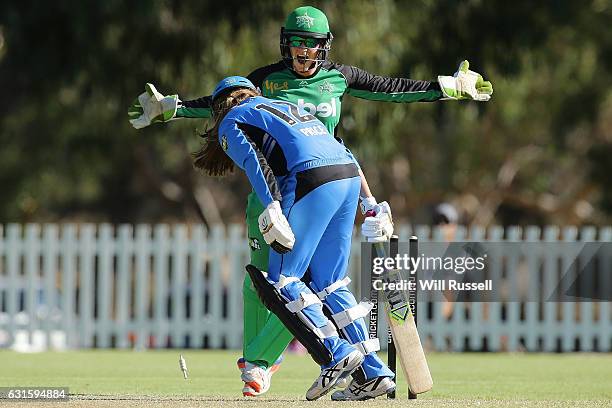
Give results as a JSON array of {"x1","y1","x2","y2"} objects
[
  {"x1": 374, "y1": 241, "x2": 433, "y2": 395},
  {"x1": 386, "y1": 303, "x2": 433, "y2": 394}
]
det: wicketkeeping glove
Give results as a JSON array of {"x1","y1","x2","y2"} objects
[
  {"x1": 438, "y1": 60, "x2": 493, "y2": 101},
  {"x1": 258, "y1": 201, "x2": 295, "y2": 254},
  {"x1": 128, "y1": 83, "x2": 180, "y2": 129},
  {"x1": 360, "y1": 197, "x2": 394, "y2": 243}
]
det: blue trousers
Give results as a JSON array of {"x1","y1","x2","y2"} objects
[{"x1": 268, "y1": 175, "x2": 393, "y2": 379}]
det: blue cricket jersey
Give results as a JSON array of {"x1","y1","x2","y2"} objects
[{"x1": 218, "y1": 96, "x2": 358, "y2": 207}]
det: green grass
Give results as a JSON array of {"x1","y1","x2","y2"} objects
[{"x1": 1, "y1": 350, "x2": 611, "y2": 407}]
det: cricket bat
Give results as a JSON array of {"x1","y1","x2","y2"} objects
[{"x1": 373, "y1": 239, "x2": 433, "y2": 395}]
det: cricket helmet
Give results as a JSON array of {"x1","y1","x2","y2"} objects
[
  {"x1": 280, "y1": 6, "x2": 333, "y2": 74},
  {"x1": 212, "y1": 76, "x2": 256, "y2": 101}
]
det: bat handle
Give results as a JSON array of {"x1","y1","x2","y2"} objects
[{"x1": 364, "y1": 209, "x2": 376, "y2": 217}]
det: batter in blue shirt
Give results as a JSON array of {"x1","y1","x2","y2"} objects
[{"x1": 193, "y1": 76, "x2": 394, "y2": 400}]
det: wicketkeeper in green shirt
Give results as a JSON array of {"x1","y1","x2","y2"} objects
[{"x1": 129, "y1": 5, "x2": 492, "y2": 400}]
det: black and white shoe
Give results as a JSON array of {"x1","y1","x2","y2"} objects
[
  {"x1": 330, "y1": 376, "x2": 396, "y2": 401},
  {"x1": 305, "y1": 350, "x2": 364, "y2": 401}
]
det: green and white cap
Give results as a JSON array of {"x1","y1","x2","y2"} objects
[{"x1": 284, "y1": 6, "x2": 331, "y2": 37}]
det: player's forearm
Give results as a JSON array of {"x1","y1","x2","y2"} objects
[
  {"x1": 176, "y1": 106, "x2": 212, "y2": 118},
  {"x1": 177, "y1": 64, "x2": 264, "y2": 119},
  {"x1": 347, "y1": 82, "x2": 443, "y2": 103},
  {"x1": 337, "y1": 63, "x2": 443, "y2": 103},
  {"x1": 244, "y1": 158, "x2": 279, "y2": 207},
  {"x1": 223, "y1": 125, "x2": 281, "y2": 207},
  {"x1": 359, "y1": 168, "x2": 373, "y2": 199},
  {"x1": 227, "y1": 150, "x2": 279, "y2": 207},
  {"x1": 176, "y1": 96, "x2": 214, "y2": 118}
]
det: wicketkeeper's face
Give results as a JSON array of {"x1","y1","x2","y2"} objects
[{"x1": 289, "y1": 36, "x2": 323, "y2": 77}]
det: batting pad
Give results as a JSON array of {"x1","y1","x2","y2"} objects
[{"x1": 246, "y1": 264, "x2": 333, "y2": 366}]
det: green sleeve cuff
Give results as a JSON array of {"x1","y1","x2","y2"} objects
[{"x1": 176, "y1": 106, "x2": 213, "y2": 119}]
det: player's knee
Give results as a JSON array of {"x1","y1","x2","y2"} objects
[{"x1": 246, "y1": 264, "x2": 336, "y2": 366}]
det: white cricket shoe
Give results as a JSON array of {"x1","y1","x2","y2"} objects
[
  {"x1": 305, "y1": 350, "x2": 364, "y2": 401},
  {"x1": 237, "y1": 357, "x2": 282, "y2": 397},
  {"x1": 331, "y1": 376, "x2": 396, "y2": 400},
  {"x1": 335, "y1": 376, "x2": 350, "y2": 389}
]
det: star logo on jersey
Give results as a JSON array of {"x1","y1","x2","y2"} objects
[
  {"x1": 221, "y1": 134, "x2": 228, "y2": 151},
  {"x1": 295, "y1": 11, "x2": 315, "y2": 29},
  {"x1": 299, "y1": 80, "x2": 309, "y2": 87},
  {"x1": 318, "y1": 80, "x2": 335, "y2": 94},
  {"x1": 249, "y1": 237, "x2": 261, "y2": 251}
]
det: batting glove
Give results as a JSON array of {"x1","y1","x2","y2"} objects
[
  {"x1": 438, "y1": 60, "x2": 493, "y2": 101},
  {"x1": 128, "y1": 83, "x2": 180, "y2": 129},
  {"x1": 360, "y1": 197, "x2": 394, "y2": 243},
  {"x1": 258, "y1": 201, "x2": 295, "y2": 254}
]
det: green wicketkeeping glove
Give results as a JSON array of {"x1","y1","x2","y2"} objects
[
  {"x1": 438, "y1": 60, "x2": 493, "y2": 101},
  {"x1": 128, "y1": 83, "x2": 180, "y2": 129}
]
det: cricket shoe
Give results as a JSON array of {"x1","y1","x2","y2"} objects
[
  {"x1": 305, "y1": 350, "x2": 364, "y2": 401},
  {"x1": 335, "y1": 376, "x2": 350, "y2": 389},
  {"x1": 237, "y1": 357, "x2": 283, "y2": 397},
  {"x1": 330, "y1": 376, "x2": 396, "y2": 401}
]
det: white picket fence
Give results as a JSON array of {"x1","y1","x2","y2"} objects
[
  {"x1": 0, "y1": 224, "x2": 610, "y2": 352},
  {"x1": 396, "y1": 225, "x2": 612, "y2": 353}
]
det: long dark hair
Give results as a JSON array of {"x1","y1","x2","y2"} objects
[{"x1": 192, "y1": 87, "x2": 260, "y2": 176}]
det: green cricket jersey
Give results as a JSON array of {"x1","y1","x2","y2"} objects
[
  {"x1": 176, "y1": 60, "x2": 443, "y2": 135},
  {"x1": 187, "y1": 61, "x2": 443, "y2": 368}
]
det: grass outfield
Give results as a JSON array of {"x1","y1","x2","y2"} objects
[{"x1": 0, "y1": 350, "x2": 610, "y2": 407}]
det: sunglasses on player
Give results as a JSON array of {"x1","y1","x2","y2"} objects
[{"x1": 288, "y1": 36, "x2": 322, "y2": 48}]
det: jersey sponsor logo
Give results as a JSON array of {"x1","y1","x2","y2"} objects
[
  {"x1": 299, "y1": 80, "x2": 309, "y2": 87},
  {"x1": 263, "y1": 80, "x2": 289, "y2": 95},
  {"x1": 295, "y1": 11, "x2": 315, "y2": 29},
  {"x1": 299, "y1": 124, "x2": 327, "y2": 136},
  {"x1": 297, "y1": 98, "x2": 338, "y2": 118}
]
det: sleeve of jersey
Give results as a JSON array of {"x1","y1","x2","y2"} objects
[
  {"x1": 338, "y1": 64, "x2": 444, "y2": 103},
  {"x1": 219, "y1": 119, "x2": 282, "y2": 207},
  {"x1": 175, "y1": 68, "x2": 269, "y2": 119},
  {"x1": 176, "y1": 95, "x2": 213, "y2": 119}
]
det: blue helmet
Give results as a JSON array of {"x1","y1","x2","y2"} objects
[{"x1": 212, "y1": 76, "x2": 256, "y2": 101}]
